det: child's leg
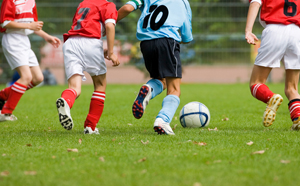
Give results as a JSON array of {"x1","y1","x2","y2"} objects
[
  {"x1": 56, "y1": 74, "x2": 81, "y2": 130},
  {"x1": 132, "y1": 78, "x2": 165, "y2": 119},
  {"x1": 250, "y1": 65, "x2": 274, "y2": 103},
  {"x1": 146, "y1": 78, "x2": 165, "y2": 99},
  {"x1": 285, "y1": 70, "x2": 300, "y2": 130},
  {"x1": 250, "y1": 83, "x2": 274, "y2": 103},
  {"x1": 26, "y1": 66, "x2": 44, "y2": 90},
  {"x1": 250, "y1": 65, "x2": 283, "y2": 127},
  {"x1": 154, "y1": 77, "x2": 180, "y2": 135},
  {"x1": 0, "y1": 66, "x2": 44, "y2": 110},
  {"x1": 1, "y1": 66, "x2": 32, "y2": 116},
  {"x1": 84, "y1": 74, "x2": 106, "y2": 133}
]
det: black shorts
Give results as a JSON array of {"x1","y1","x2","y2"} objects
[{"x1": 140, "y1": 38, "x2": 182, "y2": 79}]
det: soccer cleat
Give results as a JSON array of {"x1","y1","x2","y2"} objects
[
  {"x1": 0, "y1": 99, "x2": 5, "y2": 110},
  {"x1": 291, "y1": 117, "x2": 300, "y2": 131},
  {"x1": 153, "y1": 118, "x2": 175, "y2": 135},
  {"x1": 263, "y1": 94, "x2": 283, "y2": 127},
  {"x1": 56, "y1": 98, "x2": 73, "y2": 130},
  {"x1": 84, "y1": 127, "x2": 99, "y2": 134},
  {"x1": 132, "y1": 84, "x2": 152, "y2": 119},
  {"x1": 0, "y1": 113, "x2": 17, "y2": 121}
]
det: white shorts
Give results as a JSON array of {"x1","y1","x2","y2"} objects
[
  {"x1": 63, "y1": 36, "x2": 106, "y2": 80},
  {"x1": 255, "y1": 24, "x2": 300, "y2": 69},
  {"x1": 1, "y1": 33, "x2": 39, "y2": 70}
]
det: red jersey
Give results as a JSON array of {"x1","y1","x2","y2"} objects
[
  {"x1": 250, "y1": 0, "x2": 300, "y2": 27},
  {"x1": 0, "y1": 0, "x2": 38, "y2": 32},
  {"x1": 63, "y1": 0, "x2": 118, "y2": 42}
]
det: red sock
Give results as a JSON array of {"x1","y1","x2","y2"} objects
[
  {"x1": 1, "y1": 82, "x2": 27, "y2": 114},
  {"x1": 61, "y1": 88, "x2": 77, "y2": 109},
  {"x1": 84, "y1": 91, "x2": 105, "y2": 130},
  {"x1": 0, "y1": 81, "x2": 35, "y2": 101},
  {"x1": 288, "y1": 99, "x2": 300, "y2": 121},
  {"x1": 27, "y1": 81, "x2": 35, "y2": 90},
  {"x1": 0, "y1": 86, "x2": 11, "y2": 101},
  {"x1": 250, "y1": 84, "x2": 274, "y2": 103}
]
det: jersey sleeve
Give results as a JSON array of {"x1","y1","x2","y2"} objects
[
  {"x1": 249, "y1": 0, "x2": 262, "y2": 4},
  {"x1": 126, "y1": 0, "x2": 143, "y2": 10},
  {"x1": 32, "y1": 4, "x2": 38, "y2": 21},
  {"x1": 0, "y1": 0, "x2": 16, "y2": 32},
  {"x1": 180, "y1": 0, "x2": 193, "y2": 43},
  {"x1": 100, "y1": 2, "x2": 118, "y2": 25},
  {"x1": 0, "y1": 0, "x2": 16, "y2": 24}
]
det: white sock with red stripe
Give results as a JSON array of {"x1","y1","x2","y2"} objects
[
  {"x1": 288, "y1": 99, "x2": 300, "y2": 121},
  {"x1": 250, "y1": 84, "x2": 274, "y2": 103},
  {"x1": 84, "y1": 91, "x2": 105, "y2": 130},
  {"x1": 1, "y1": 82, "x2": 27, "y2": 114}
]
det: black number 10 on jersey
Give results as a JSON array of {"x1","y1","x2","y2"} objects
[{"x1": 142, "y1": 5, "x2": 169, "y2": 31}]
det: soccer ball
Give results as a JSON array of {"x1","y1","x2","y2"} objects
[{"x1": 179, "y1": 102, "x2": 210, "y2": 128}]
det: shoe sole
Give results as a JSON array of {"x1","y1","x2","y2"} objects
[
  {"x1": 56, "y1": 98, "x2": 73, "y2": 130},
  {"x1": 132, "y1": 85, "x2": 150, "y2": 119},
  {"x1": 263, "y1": 95, "x2": 283, "y2": 127},
  {"x1": 154, "y1": 126, "x2": 167, "y2": 135},
  {"x1": 154, "y1": 125, "x2": 175, "y2": 135}
]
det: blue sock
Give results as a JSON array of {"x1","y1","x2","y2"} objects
[
  {"x1": 146, "y1": 79, "x2": 163, "y2": 99},
  {"x1": 156, "y1": 95, "x2": 180, "y2": 123}
]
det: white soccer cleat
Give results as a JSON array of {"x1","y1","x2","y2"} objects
[
  {"x1": 291, "y1": 117, "x2": 300, "y2": 131},
  {"x1": 132, "y1": 84, "x2": 152, "y2": 119},
  {"x1": 263, "y1": 94, "x2": 283, "y2": 127},
  {"x1": 0, "y1": 113, "x2": 17, "y2": 122},
  {"x1": 56, "y1": 98, "x2": 73, "y2": 130},
  {"x1": 153, "y1": 118, "x2": 175, "y2": 135},
  {"x1": 84, "y1": 127, "x2": 99, "y2": 134}
]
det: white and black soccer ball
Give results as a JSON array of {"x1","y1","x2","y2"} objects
[{"x1": 179, "y1": 102, "x2": 210, "y2": 128}]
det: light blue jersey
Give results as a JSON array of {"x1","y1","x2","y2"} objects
[{"x1": 126, "y1": 0, "x2": 193, "y2": 43}]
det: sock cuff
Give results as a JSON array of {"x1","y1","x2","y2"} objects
[
  {"x1": 146, "y1": 79, "x2": 164, "y2": 99},
  {"x1": 165, "y1": 94, "x2": 180, "y2": 104},
  {"x1": 12, "y1": 82, "x2": 27, "y2": 94},
  {"x1": 14, "y1": 82, "x2": 27, "y2": 88},
  {"x1": 146, "y1": 79, "x2": 164, "y2": 89},
  {"x1": 147, "y1": 79, "x2": 163, "y2": 92},
  {"x1": 92, "y1": 91, "x2": 105, "y2": 101},
  {"x1": 64, "y1": 88, "x2": 77, "y2": 97},
  {"x1": 27, "y1": 81, "x2": 35, "y2": 89},
  {"x1": 94, "y1": 91, "x2": 105, "y2": 94},
  {"x1": 288, "y1": 99, "x2": 300, "y2": 106},
  {"x1": 250, "y1": 83, "x2": 263, "y2": 97}
]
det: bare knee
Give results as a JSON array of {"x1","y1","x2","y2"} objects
[
  {"x1": 18, "y1": 74, "x2": 33, "y2": 85},
  {"x1": 32, "y1": 74, "x2": 44, "y2": 85}
]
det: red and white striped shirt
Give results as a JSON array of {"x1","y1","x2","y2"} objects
[{"x1": 0, "y1": 0, "x2": 38, "y2": 34}]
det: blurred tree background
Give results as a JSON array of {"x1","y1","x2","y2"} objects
[{"x1": 0, "y1": 0, "x2": 263, "y2": 83}]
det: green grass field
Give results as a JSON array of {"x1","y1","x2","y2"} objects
[{"x1": 0, "y1": 83, "x2": 300, "y2": 186}]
